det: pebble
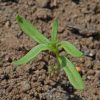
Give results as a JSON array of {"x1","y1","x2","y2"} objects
[
  {"x1": 79, "y1": 58, "x2": 85, "y2": 63},
  {"x1": 85, "y1": 60, "x2": 93, "y2": 69},
  {"x1": 21, "y1": 81, "x2": 31, "y2": 92},
  {"x1": 82, "y1": 47, "x2": 90, "y2": 56},
  {"x1": 5, "y1": 21, "x2": 11, "y2": 28},
  {"x1": 16, "y1": 32, "x2": 23, "y2": 38},
  {"x1": 89, "y1": 50, "x2": 96, "y2": 57},
  {"x1": 96, "y1": 52, "x2": 100, "y2": 61},
  {"x1": 87, "y1": 75, "x2": 91, "y2": 80},
  {"x1": 89, "y1": 52, "x2": 94, "y2": 57},
  {"x1": 88, "y1": 70, "x2": 95, "y2": 75},
  {"x1": 27, "y1": 0, "x2": 35, "y2": 6},
  {"x1": 7, "y1": 86, "x2": 13, "y2": 92},
  {"x1": 35, "y1": 8, "x2": 52, "y2": 20},
  {"x1": 5, "y1": 55, "x2": 12, "y2": 62},
  {"x1": 36, "y1": 0, "x2": 50, "y2": 8},
  {"x1": 23, "y1": 97, "x2": 28, "y2": 100}
]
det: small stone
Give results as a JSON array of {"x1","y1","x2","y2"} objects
[
  {"x1": 27, "y1": 0, "x2": 35, "y2": 6},
  {"x1": 97, "y1": 24, "x2": 100, "y2": 31},
  {"x1": 89, "y1": 53, "x2": 94, "y2": 57},
  {"x1": 58, "y1": 27, "x2": 65, "y2": 33},
  {"x1": 87, "y1": 76, "x2": 91, "y2": 80},
  {"x1": 13, "y1": 95, "x2": 21, "y2": 100},
  {"x1": 21, "y1": 81, "x2": 31, "y2": 92},
  {"x1": 95, "y1": 70, "x2": 100, "y2": 77},
  {"x1": 5, "y1": 21, "x2": 11, "y2": 28},
  {"x1": 88, "y1": 70, "x2": 95, "y2": 75},
  {"x1": 79, "y1": 58, "x2": 85, "y2": 63},
  {"x1": 85, "y1": 60, "x2": 93, "y2": 69},
  {"x1": 16, "y1": 32, "x2": 23, "y2": 38},
  {"x1": 96, "y1": 52, "x2": 100, "y2": 61},
  {"x1": 36, "y1": 0, "x2": 50, "y2": 8},
  {"x1": 35, "y1": 8, "x2": 52, "y2": 20},
  {"x1": 7, "y1": 86, "x2": 13, "y2": 92},
  {"x1": 43, "y1": 85, "x2": 49, "y2": 91},
  {"x1": 23, "y1": 97, "x2": 28, "y2": 100},
  {"x1": 5, "y1": 56, "x2": 12, "y2": 63},
  {"x1": 51, "y1": 0, "x2": 58, "y2": 7},
  {"x1": 82, "y1": 47, "x2": 90, "y2": 56},
  {"x1": 89, "y1": 50, "x2": 96, "y2": 57}
]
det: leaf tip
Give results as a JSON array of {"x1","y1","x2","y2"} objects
[
  {"x1": 16, "y1": 15, "x2": 23, "y2": 23},
  {"x1": 78, "y1": 51, "x2": 84, "y2": 57},
  {"x1": 54, "y1": 18, "x2": 58, "y2": 24}
]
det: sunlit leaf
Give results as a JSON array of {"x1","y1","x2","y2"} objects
[
  {"x1": 51, "y1": 19, "x2": 58, "y2": 43},
  {"x1": 58, "y1": 56, "x2": 85, "y2": 90},
  {"x1": 59, "y1": 41, "x2": 83, "y2": 57},
  {"x1": 13, "y1": 44, "x2": 49, "y2": 65},
  {"x1": 16, "y1": 15, "x2": 49, "y2": 44}
]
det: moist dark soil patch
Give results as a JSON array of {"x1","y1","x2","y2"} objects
[{"x1": 0, "y1": 0, "x2": 100, "y2": 100}]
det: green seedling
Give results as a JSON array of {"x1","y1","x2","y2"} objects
[{"x1": 13, "y1": 15, "x2": 85, "y2": 90}]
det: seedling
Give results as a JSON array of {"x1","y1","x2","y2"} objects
[{"x1": 13, "y1": 15, "x2": 85, "y2": 90}]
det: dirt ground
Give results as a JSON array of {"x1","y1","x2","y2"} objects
[{"x1": 0, "y1": 0, "x2": 100, "y2": 100}]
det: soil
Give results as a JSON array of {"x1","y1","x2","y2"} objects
[{"x1": 0, "y1": 0, "x2": 100, "y2": 100}]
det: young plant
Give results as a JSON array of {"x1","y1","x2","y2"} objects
[{"x1": 13, "y1": 15, "x2": 85, "y2": 90}]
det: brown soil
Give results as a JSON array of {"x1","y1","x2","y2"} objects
[{"x1": 0, "y1": 0, "x2": 100, "y2": 100}]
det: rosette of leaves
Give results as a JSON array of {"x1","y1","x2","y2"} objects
[{"x1": 13, "y1": 15, "x2": 85, "y2": 90}]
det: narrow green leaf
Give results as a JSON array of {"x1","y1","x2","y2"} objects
[
  {"x1": 12, "y1": 44, "x2": 49, "y2": 65},
  {"x1": 16, "y1": 15, "x2": 49, "y2": 44},
  {"x1": 59, "y1": 41, "x2": 83, "y2": 57},
  {"x1": 51, "y1": 19, "x2": 58, "y2": 43},
  {"x1": 59, "y1": 56, "x2": 85, "y2": 90}
]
